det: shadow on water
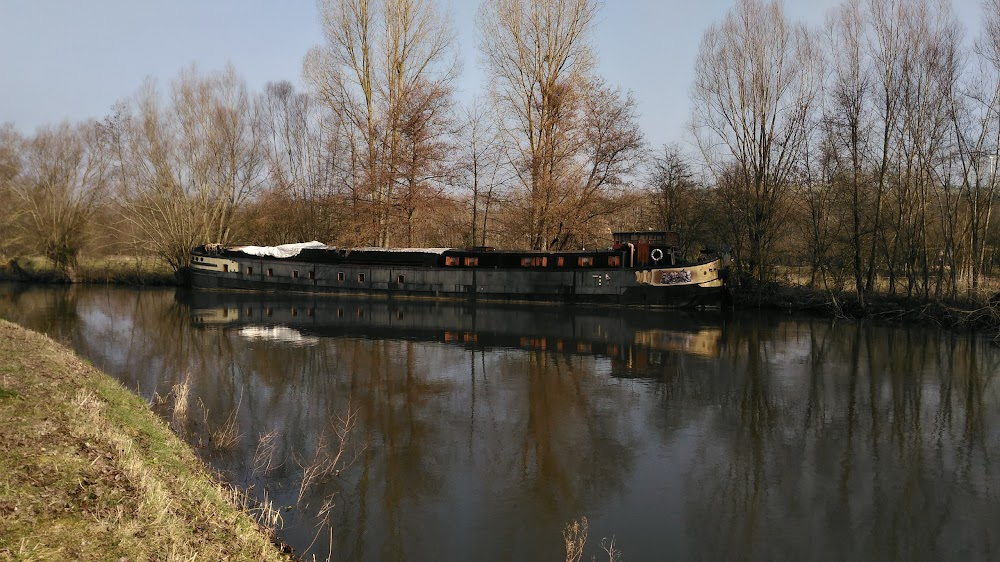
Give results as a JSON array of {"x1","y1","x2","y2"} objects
[{"x1": 2, "y1": 282, "x2": 999, "y2": 561}]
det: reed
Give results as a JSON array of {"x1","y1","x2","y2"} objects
[
  {"x1": 170, "y1": 373, "x2": 192, "y2": 434},
  {"x1": 204, "y1": 391, "x2": 243, "y2": 451},
  {"x1": 564, "y1": 516, "x2": 588, "y2": 562},
  {"x1": 253, "y1": 429, "x2": 282, "y2": 474},
  {"x1": 562, "y1": 516, "x2": 624, "y2": 562}
]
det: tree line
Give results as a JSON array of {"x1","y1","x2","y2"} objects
[{"x1": 1, "y1": 0, "x2": 999, "y2": 303}]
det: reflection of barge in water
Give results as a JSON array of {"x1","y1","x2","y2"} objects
[
  {"x1": 179, "y1": 291, "x2": 724, "y2": 377},
  {"x1": 190, "y1": 232, "x2": 728, "y2": 308}
]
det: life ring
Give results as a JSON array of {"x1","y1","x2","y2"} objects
[{"x1": 650, "y1": 248, "x2": 664, "y2": 262}]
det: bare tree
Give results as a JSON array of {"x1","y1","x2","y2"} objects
[
  {"x1": 692, "y1": 0, "x2": 822, "y2": 281},
  {"x1": 105, "y1": 83, "x2": 197, "y2": 272},
  {"x1": 478, "y1": 0, "x2": 600, "y2": 249},
  {"x1": 109, "y1": 66, "x2": 266, "y2": 272},
  {"x1": 253, "y1": 80, "x2": 346, "y2": 243},
  {"x1": 7, "y1": 121, "x2": 110, "y2": 274},
  {"x1": 452, "y1": 98, "x2": 509, "y2": 247},
  {"x1": 860, "y1": 0, "x2": 911, "y2": 294},
  {"x1": 171, "y1": 64, "x2": 266, "y2": 245},
  {"x1": 823, "y1": 0, "x2": 875, "y2": 301},
  {"x1": 479, "y1": 0, "x2": 643, "y2": 249},
  {"x1": 953, "y1": 0, "x2": 1000, "y2": 294},
  {"x1": 560, "y1": 78, "x2": 644, "y2": 247},
  {"x1": 647, "y1": 144, "x2": 717, "y2": 260},
  {"x1": 0, "y1": 123, "x2": 16, "y2": 184},
  {"x1": 304, "y1": 0, "x2": 456, "y2": 247},
  {"x1": 649, "y1": 144, "x2": 696, "y2": 233},
  {"x1": 395, "y1": 79, "x2": 454, "y2": 246},
  {"x1": 883, "y1": 0, "x2": 962, "y2": 298}
]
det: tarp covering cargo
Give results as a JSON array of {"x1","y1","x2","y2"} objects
[{"x1": 235, "y1": 241, "x2": 329, "y2": 258}]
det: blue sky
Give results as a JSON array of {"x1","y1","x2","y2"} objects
[{"x1": 0, "y1": 0, "x2": 987, "y2": 149}]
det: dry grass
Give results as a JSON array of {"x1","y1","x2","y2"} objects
[
  {"x1": 165, "y1": 376, "x2": 245, "y2": 453},
  {"x1": 0, "y1": 319, "x2": 292, "y2": 561},
  {"x1": 170, "y1": 373, "x2": 192, "y2": 434},
  {"x1": 600, "y1": 537, "x2": 623, "y2": 562},
  {"x1": 225, "y1": 484, "x2": 284, "y2": 534},
  {"x1": 735, "y1": 270, "x2": 1000, "y2": 337},
  {"x1": 771, "y1": 266, "x2": 1000, "y2": 302},
  {"x1": 209, "y1": 388, "x2": 244, "y2": 450},
  {"x1": 210, "y1": 404, "x2": 243, "y2": 450},
  {"x1": 562, "y1": 516, "x2": 624, "y2": 562}
]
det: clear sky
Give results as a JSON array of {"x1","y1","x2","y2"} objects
[{"x1": 0, "y1": 0, "x2": 987, "y2": 150}]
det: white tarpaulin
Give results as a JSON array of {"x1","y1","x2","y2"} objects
[{"x1": 235, "y1": 241, "x2": 329, "y2": 258}]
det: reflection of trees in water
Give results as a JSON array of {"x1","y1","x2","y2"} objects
[
  {"x1": 0, "y1": 284, "x2": 84, "y2": 343},
  {"x1": 316, "y1": 343, "x2": 640, "y2": 561},
  {"x1": 342, "y1": 339, "x2": 454, "y2": 561},
  {"x1": 454, "y1": 349, "x2": 637, "y2": 560},
  {"x1": 0, "y1": 287, "x2": 634, "y2": 559},
  {"x1": 521, "y1": 352, "x2": 637, "y2": 514},
  {"x1": 674, "y1": 315, "x2": 1000, "y2": 561}
]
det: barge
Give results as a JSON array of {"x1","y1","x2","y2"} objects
[{"x1": 189, "y1": 231, "x2": 729, "y2": 307}]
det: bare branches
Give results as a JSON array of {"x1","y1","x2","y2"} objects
[
  {"x1": 452, "y1": 99, "x2": 510, "y2": 246},
  {"x1": 479, "y1": 0, "x2": 643, "y2": 250},
  {"x1": 7, "y1": 120, "x2": 110, "y2": 272},
  {"x1": 692, "y1": 0, "x2": 821, "y2": 280},
  {"x1": 106, "y1": 67, "x2": 267, "y2": 272},
  {"x1": 249, "y1": 81, "x2": 347, "y2": 244},
  {"x1": 295, "y1": 403, "x2": 365, "y2": 505},
  {"x1": 305, "y1": 0, "x2": 457, "y2": 247}
]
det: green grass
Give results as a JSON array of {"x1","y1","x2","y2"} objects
[{"x1": 0, "y1": 319, "x2": 291, "y2": 561}]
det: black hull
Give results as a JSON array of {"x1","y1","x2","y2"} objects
[{"x1": 189, "y1": 262, "x2": 725, "y2": 308}]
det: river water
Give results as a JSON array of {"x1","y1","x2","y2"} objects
[{"x1": 1, "y1": 283, "x2": 999, "y2": 561}]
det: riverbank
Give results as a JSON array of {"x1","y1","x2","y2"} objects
[
  {"x1": 4, "y1": 254, "x2": 998, "y2": 336},
  {"x1": 0, "y1": 256, "x2": 179, "y2": 286},
  {"x1": 733, "y1": 280, "x2": 1000, "y2": 335},
  {"x1": 0, "y1": 320, "x2": 291, "y2": 561}
]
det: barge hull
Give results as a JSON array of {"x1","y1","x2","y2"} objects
[{"x1": 189, "y1": 255, "x2": 726, "y2": 308}]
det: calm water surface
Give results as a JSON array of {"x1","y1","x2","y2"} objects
[{"x1": 2, "y1": 283, "x2": 999, "y2": 561}]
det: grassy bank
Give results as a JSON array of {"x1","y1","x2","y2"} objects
[
  {"x1": 0, "y1": 320, "x2": 291, "y2": 561},
  {"x1": 0, "y1": 256, "x2": 179, "y2": 286}
]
